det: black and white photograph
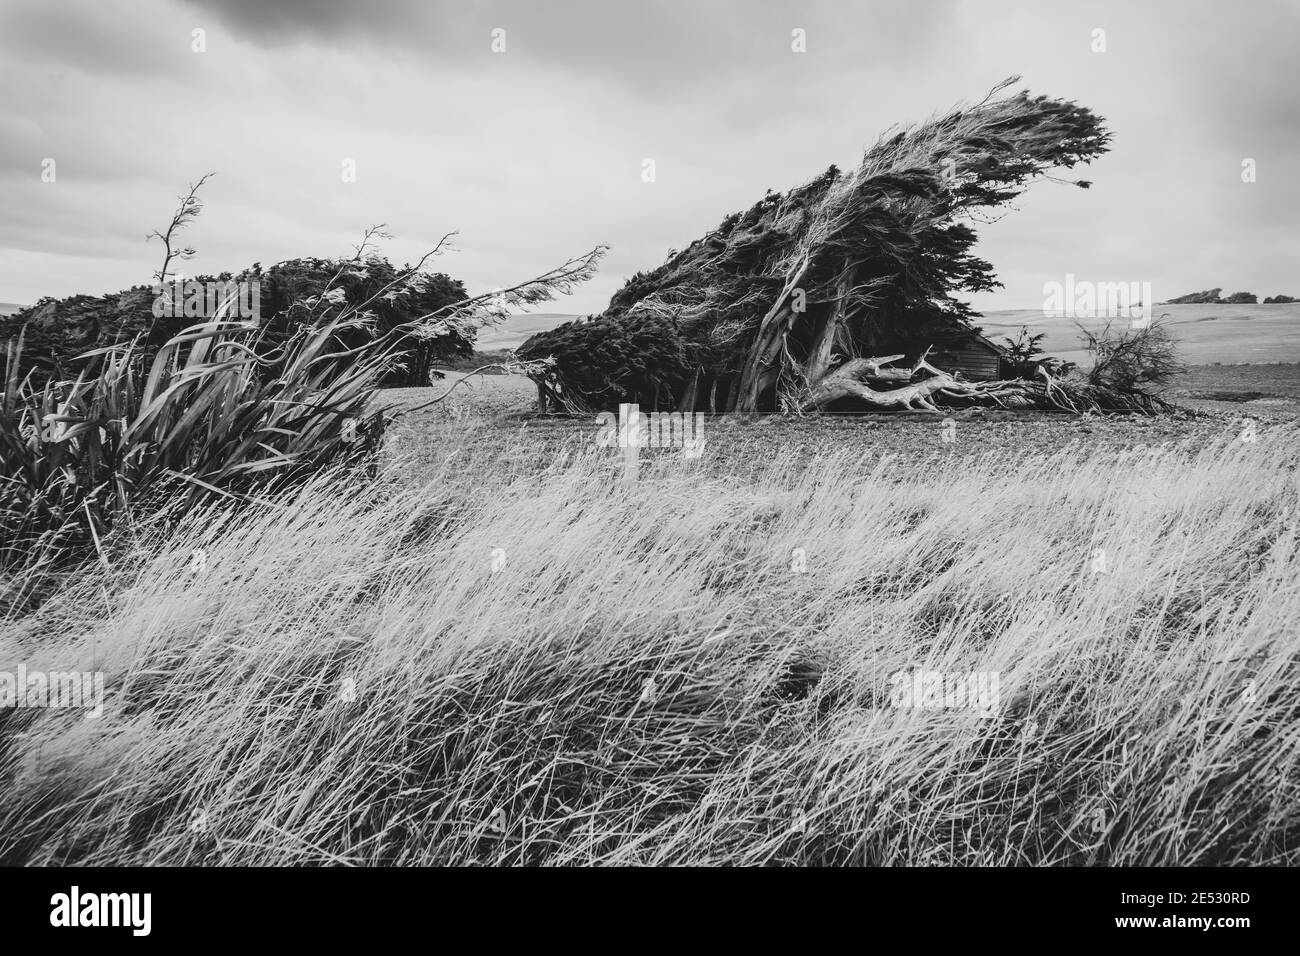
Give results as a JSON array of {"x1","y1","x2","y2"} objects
[{"x1": 0, "y1": 0, "x2": 1294, "y2": 931}]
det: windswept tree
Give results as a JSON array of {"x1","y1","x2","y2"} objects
[{"x1": 522, "y1": 79, "x2": 1120, "y2": 413}]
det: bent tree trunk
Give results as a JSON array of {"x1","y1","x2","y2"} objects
[
  {"x1": 735, "y1": 253, "x2": 811, "y2": 412},
  {"x1": 795, "y1": 349, "x2": 992, "y2": 413}
]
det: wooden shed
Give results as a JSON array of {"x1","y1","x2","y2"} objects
[{"x1": 927, "y1": 328, "x2": 1006, "y2": 381}]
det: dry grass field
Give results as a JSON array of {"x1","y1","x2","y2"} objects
[
  {"x1": 2, "y1": 366, "x2": 1298, "y2": 866},
  {"x1": 1169, "y1": 363, "x2": 1300, "y2": 416}
]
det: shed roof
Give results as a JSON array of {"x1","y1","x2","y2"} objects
[{"x1": 929, "y1": 318, "x2": 1009, "y2": 356}]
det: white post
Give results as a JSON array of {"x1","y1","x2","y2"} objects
[{"x1": 620, "y1": 403, "x2": 640, "y2": 482}]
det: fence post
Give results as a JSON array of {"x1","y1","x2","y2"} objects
[{"x1": 619, "y1": 402, "x2": 640, "y2": 482}]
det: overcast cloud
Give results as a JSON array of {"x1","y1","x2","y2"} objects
[{"x1": 1, "y1": 0, "x2": 1296, "y2": 313}]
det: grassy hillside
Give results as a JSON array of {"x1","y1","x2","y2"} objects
[
  {"x1": 981, "y1": 303, "x2": 1300, "y2": 366},
  {"x1": 481, "y1": 304, "x2": 1300, "y2": 366}
]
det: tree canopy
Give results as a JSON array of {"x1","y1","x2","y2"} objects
[
  {"x1": 3, "y1": 256, "x2": 470, "y2": 388},
  {"x1": 521, "y1": 79, "x2": 1114, "y2": 414}
]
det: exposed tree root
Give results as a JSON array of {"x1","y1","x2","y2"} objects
[{"x1": 797, "y1": 350, "x2": 1171, "y2": 415}]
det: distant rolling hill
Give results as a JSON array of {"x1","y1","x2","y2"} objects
[
  {"x1": 979, "y1": 303, "x2": 1300, "y2": 366},
  {"x1": 478, "y1": 312, "x2": 582, "y2": 350},
  {"x1": 488, "y1": 305, "x2": 1300, "y2": 366},
  {"x1": 7, "y1": 299, "x2": 1292, "y2": 367}
]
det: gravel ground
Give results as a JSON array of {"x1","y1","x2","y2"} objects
[{"x1": 378, "y1": 368, "x2": 1297, "y2": 484}]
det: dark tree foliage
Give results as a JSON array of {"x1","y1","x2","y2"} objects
[
  {"x1": 519, "y1": 313, "x2": 691, "y2": 410},
  {"x1": 520, "y1": 81, "x2": 1112, "y2": 413},
  {"x1": 2, "y1": 257, "x2": 470, "y2": 388},
  {"x1": 241, "y1": 258, "x2": 471, "y2": 387}
]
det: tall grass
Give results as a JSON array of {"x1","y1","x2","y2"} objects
[
  {"x1": 1, "y1": 429, "x2": 1297, "y2": 865},
  {"x1": 0, "y1": 310, "x2": 388, "y2": 601},
  {"x1": 1, "y1": 225, "x2": 605, "y2": 597}
]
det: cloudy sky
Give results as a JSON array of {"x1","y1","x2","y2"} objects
[{"x1": 1, "y1": 0, "x2": 1296, "y2": 314}]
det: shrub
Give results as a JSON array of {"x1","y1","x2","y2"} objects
[
  {"x1": 2, "y1": 258, "x2": 471, "y2": 389},
  {"x1": 0, "y1": 308, "x2": 390, "y2": 590},
  {"x1": 1078, "y1": 319, "x2": 1185, "y2": 395},
  {"x1": 0, "y1": 177, "x2": 606, "y2": 595},
  {"x1": 518, "y1": 313, "x2": 692, "y2": 411}
]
